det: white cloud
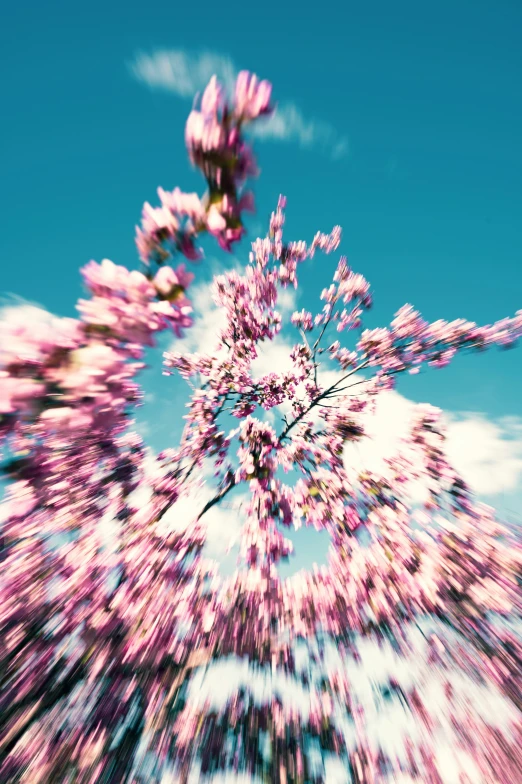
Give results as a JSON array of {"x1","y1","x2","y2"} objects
[
  {"x1": 342, "y1": 390, "x2": 522, "y2": 498},
  {"x1": 124, "y1": 451, "x2": 245, "y2": 560},
  {"x1": 129, "y1": 49, "x2": 348, "y2": 158},
  {"x1": 0, "y1": 302, "x2": 49, "y2": 324},
  {"x1": 0, "y1": 294, "x2": 50, "y2": 317},
  {"x1": 445, "y1": 413, "x2": 522, "y2": 496},
  {"x1": 343, "y1": 389, "x2": 416, "y2": 477},
  {"x1": 164, "y1": 483, "x2": 246, "y2": 560},
  {"x1": 251, "y1": 336, "x2": 296, "y2": 379},
  {"x1": 276, "y1": 285, "x2": 298, "y2": 317},
  {"x1": 173, "y1": 275, "x2": 227, "y2": 357},
  {"x1": 151, "y1": 454, "x2": 246, "y2": 559}
]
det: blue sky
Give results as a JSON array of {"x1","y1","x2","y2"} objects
[{"x1": 2, "y1": 0, "x2": 522, "y2": 574}]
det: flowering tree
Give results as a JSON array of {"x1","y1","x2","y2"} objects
[{"x1": 1, "y1": 71, "x2": 521, "y2": 783}]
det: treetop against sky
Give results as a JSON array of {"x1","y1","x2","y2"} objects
[{"x1": 1, "y1": 4, "x2": 522, "y2": 780}]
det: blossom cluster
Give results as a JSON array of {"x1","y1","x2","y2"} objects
[{"x1": 136, "y1": 72, "x2": 272, "y2": 265}]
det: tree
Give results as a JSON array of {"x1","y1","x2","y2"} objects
[{"x1": 0, "y1": 71, "x2": 521, "y2": 783}]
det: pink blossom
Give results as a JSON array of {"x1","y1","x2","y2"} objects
[{"x1": 234, "y1": 71, "x2": 273, "y2": 120}]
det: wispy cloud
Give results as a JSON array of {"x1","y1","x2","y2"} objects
[
  {"x1": 129, "y1": 48, "x2": 348, "y2": 159},
  {"x1": 129, "y1": 49, "x2": 237, "y2": 97},
  {"x1": 252, "y1": 103, "x2": 348, "y2": 160}
]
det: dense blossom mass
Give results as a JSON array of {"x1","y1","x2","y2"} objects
[{"x1": 1, "y1": 71, "x2": 522, "y2": 783}]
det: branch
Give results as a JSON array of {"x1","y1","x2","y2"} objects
[
  {"x1": 196, "y1": 477, "x2": 237, "y2": 522},
  {"x1": 278, "y1": 360, "x2": 370, "y2": 443}
]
